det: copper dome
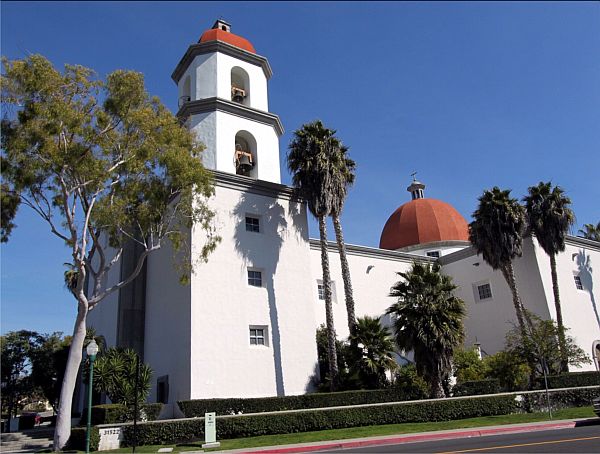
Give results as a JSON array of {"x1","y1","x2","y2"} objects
[{"x1": 379, "y1": 198, "x2": 469, "y2": 250}]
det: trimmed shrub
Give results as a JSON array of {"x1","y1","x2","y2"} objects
[
  {"x1": 453, "y1": 379, "x2": 501, "y2": 397},
  {"x1": 67, "y1": 426, "x2": 99, "y2": 451},
  {"x1": 523, "y1": 387, "x2": 600, "y2": 412},
  {"x1": 178, "y1": 388, "x2": 423, "y2": 417},
  {"x1": 126, "y1": 394, "x2": 519, "y2": 446},
  {"x1": 81, "y1": 403, "x2": 163, "y2": 425},
  {"x1": 535, "y1": 371, "x2": 600, "y2": 390}
]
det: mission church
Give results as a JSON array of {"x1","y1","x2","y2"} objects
[{"x1": 87, "y1": 20, "x2": 600, "y2": 408}]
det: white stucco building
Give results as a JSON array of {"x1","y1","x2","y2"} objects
[{"x1": 87, "y1": 20, "x2": 600, "y2": 406}]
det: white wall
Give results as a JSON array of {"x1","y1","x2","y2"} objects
[
  {"x1": 441, "y1": 236, "x2": 600, "y2": 370},
  {"x1": 309, "y1": 242, "x2": 423, "y2": 340},
  {"x1": 532, "y1": 237, "x2": 600, "y2": 371},
  {"x1": 144, "y1": 237, "x2": 193, "y2": 403},
  {"x1": 216, "y1": 53, "x2": 268, "y2": 111},
  {"x1": 188, "y1": 183, "x2": 318, "y2": 398}
]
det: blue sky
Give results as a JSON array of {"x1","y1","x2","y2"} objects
[{"x1": 2, "y1": 1, "x2": 599, "y2": 336}]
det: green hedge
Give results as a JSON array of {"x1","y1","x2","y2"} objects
[
  {"x1": 67, "y1": 426, "x2": 100, "y2": 452},
  {"x1": 80, "y1": 403, "x2": 163, "y2": 425},
  {"x1": 535, "y1": 371, "x2": 600, "y2": 390},
  {"x1": 124, "y1": 394, "x2": 518, "y2": 446},
  {"x1": 523, "y1": 387, "x2": 600, "y2": 412},
  {"x1": 178, "y1": 388, "x2": 423, "y2": 417},
  {"x1": 453, "y1": 379, "x2": 501, "y2": 397}
]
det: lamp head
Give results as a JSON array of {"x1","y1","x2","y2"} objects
[{"x1": 86, "y1": 339, "x2": 99, "y2": 358}]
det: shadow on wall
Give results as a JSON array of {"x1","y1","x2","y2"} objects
[
  {"x1": 575, "y1": 249, "x2": 599, "y2": 329},
  {"x1": 233, "y1": 190, "x2": 287, "y2": 396}
]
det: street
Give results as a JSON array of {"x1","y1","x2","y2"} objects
[{"x1": 318, "y1": 422, "x2": 600, "y2": 453}]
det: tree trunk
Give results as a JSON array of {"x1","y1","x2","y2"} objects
[
  {"x1": 319, "y1": 215, "x2": 339, "y2": 391},
  {"x1": 332, "y1": 214, "x2": 357, "y2": 335},
  {"x1": 501, "y1": 262, "x2": 527, "y2": 340},
  {"x1": 550, "y1": 253, "x2": 569, "y2": 372},
  {"x1": 54, "y1": 301, "x2": 88, "y2": 451}
]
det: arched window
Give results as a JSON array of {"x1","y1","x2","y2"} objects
[
  {"x1": 231, "y1": 66, "x2": 250, "y2": 106},
  {"x1": 179, "y1": 75, "x2": 191, "y2": 108},
  {"x1": 234, "y1": 131, "x2": 257, "y2": 179}
]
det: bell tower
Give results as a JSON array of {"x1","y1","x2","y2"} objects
[{"x1": 172, "y1": 20, "x2": 283, "y2": 183}]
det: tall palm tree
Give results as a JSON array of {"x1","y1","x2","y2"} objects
[
  {"x1": 288, "y1": 120, "x2": 340, "y2": 390},
  {"x1": 469, "y1": 187, "x2": 530, "y2": 339},
  {"x1": 348, "y1": 315, "x2": 397, "y2": 389},
  {"x1": 387, "y1": 262, "x2": 465, "y2": 398},
  {"x1": 579, "y1": 222, "x2": 600, "y2": 242},
  {"x1": 328, "y1": 140, "x2": 358, "y2": 335},
  {"x1": 523, "y1": 182, "x2": 575, "y2": 372}
]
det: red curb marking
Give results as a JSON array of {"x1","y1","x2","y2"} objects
[{"x1": 242, "y1": 421, "x2": 576, "y2": 453}]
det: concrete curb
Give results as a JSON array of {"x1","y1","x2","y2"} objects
[{"x1": 226, "y1": 419, "x2": 582, "y2": 453}]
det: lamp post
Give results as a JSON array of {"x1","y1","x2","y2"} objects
[{"x1": 85, "y1": 340, "x2": 99, "y2": 454}]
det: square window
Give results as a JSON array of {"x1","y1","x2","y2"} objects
[
  {"x1": 245, "y1": 216, "x2": 260, "y2": 233},
  {"x1": 426, "y1": 250, "x2": 441, "y2": 258},
  {"x1": 574, "y1": 275, "x2": 583, "y2": 290},
  {"x1": 248, "y1": 270, "x2": 262, "y2": 287},
  {"x1": 249, "y1": 327, "x2": 267, "y2": 346},
  {"x1": 477, "y1": 283, "x2": 493, "y2": 300},
  {"x1": 317, "y1": 283, "x2": 324, "y2": 300}
]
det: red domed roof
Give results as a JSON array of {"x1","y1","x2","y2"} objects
[
  {"x1": 199, "y1": 28, "x2": 256, "y2": 54},
  {"x1": 379, "y1": 198, "x2": 469, "y2": 250}
]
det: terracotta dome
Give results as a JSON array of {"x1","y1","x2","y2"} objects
[
  {"x1": 379, "y1": 198, "x2": 469, "y2": 250},
  {"x1": 199, "y1": 28, "x2": 256, "y2": 54}
]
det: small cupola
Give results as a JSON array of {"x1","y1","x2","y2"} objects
[
  {"x1": 213, "y1": 19, "x2": 231, "y2": 33},
  {"x1": 407, "y1": 174, "x2": 426, "y2": 200}
]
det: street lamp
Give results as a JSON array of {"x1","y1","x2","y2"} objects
[{"x1": 85, "y1": 340, "x2": 99, "y2": 454}]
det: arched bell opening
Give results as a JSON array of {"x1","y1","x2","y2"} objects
[
  {"x1": 234, "y1": 131, "x2": 257, "y2": 179},
  {"x1": 231, "y1": 66, "x2": 250, "y2": 107},
  {"x1": 179, "y1": 75, "x2": 191, "y2": 108}
]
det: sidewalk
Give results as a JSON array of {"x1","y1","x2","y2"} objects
[{"x1": 220, "y1": 417, "x2": 598, "y2": 453}]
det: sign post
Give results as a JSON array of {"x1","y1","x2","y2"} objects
[{"x1": 201, "y1": 412, "x2": 220, "y2": 449}]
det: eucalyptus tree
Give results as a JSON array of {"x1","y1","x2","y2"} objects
[
  {"x1": 579, "y1": 222, "x2": 600, "y2": 241},
  {"x1": 469, "y1": 187, "x2": 530, "y2": 338},
  {"x1": 523, "y1": 181, "x2": 575, "y2": 372},
  {"x1": 288, "y1": 120, "x2": 340, "y2": 389},
  {"x1": 1, "y1": 55, "x2": 219, "y2": 449},
  {"x1": 387, "y1": 262, "x2": 466, "y2": 398}
]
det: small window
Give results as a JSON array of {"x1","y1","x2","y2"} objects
[
  {"x1": 250, "y1": 327, "x2": 266, "y2": 345},
  {"x1": 477, "y1": 283, "x2": 493, "y2": 300},
  {"x1": 426, "y1": 251, "x2": 441, "y2": 258},
  {"x1": 248, "y1": 270, "x2": 262, "y2": 287},
  {"x1": 245, "y1": 216, "x2": 260, "y2": 233},
  {"x1": 317, "y1": 283, "x2": 324, "y2": 300},
  {"x1": 574, "y1": 275, "x2": 584, "y2": 290}
]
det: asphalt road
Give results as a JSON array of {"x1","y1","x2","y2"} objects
[{"x1": 318, "y1": 422, "x2": 600, "y2": 453}]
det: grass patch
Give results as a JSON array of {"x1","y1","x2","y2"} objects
[{"x1": 104, "y1": 407, "x2": 595, "y2": 453}]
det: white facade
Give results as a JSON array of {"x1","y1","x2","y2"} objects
[{"x1": 86, "y1": 21, "x2": 600, "y2": 408}]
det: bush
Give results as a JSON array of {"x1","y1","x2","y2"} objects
[
  {"x1": 394, "y1": 364, "x2": 429, "y2": 400},
  {"x1": 67, "y1": 426, "x2": 99, "y2": 451},
  {"x1": 80, "y1": 403, "x2": 163, "y2": 425},
  {"x1": 535, "y1": 371, "x2": 600, "y2": 390},
  {"x1": 453, "y1": 379, "x2": 501, "y2": 397},
  {"x1": 178, "y1": 388, "x2": 422, "y2": 417},
  {"x1": 130, "y1": 394, "x2": 518, "y2": 446},
  {"x1": 522, "y1": 387, "x2": 600, "y2": 412}
]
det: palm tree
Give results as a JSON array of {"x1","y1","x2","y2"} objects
[
  {"x1": 579, "y1": 222, "x2": 600, "y2": 242},
  {"x1": 469, "y1": 187, "x2": 530, "y2": 339},
  {"x1": 328, "y1": 139, "x2": 358, "y2": 335},
  {"x1": 523, "y1": 182, "x2": 574, "y2": 372},
  {"x1": 288, "y1": 120, "x2": 340, "y2": 390},
  {"x1": 387, "y1": 262, "x2": 465, "y2": 398},
  {"x1": 348, "y1": 315, "x2": 397, "y2": 389}
]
